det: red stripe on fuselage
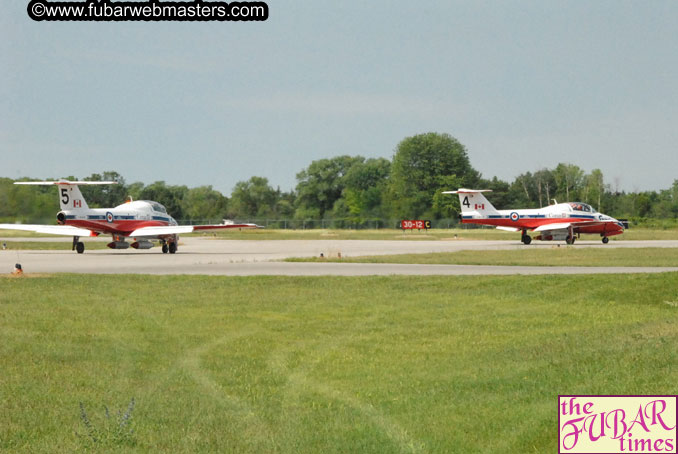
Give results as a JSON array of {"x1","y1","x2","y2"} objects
[
  {"x1": 65, "y1": 219, "x2": 170, "y2": 236},
  {"x1": 575, "y1": 223, "x2": 624, "y2": 236},
  {"x1": 461, "y1": 217, "x2": 623, "y2": 235}
]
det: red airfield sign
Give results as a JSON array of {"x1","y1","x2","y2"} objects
[{"x1": 401, "y1": 220, "x2": 431, "y2": 230}]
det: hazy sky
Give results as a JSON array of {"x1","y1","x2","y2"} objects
[{"x1": 2, "y1": 1, "x2": 676, "y2": 195}]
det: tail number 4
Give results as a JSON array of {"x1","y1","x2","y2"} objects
[{"x1": 462, "y1": 196, "x2": 470, "y2": 208}]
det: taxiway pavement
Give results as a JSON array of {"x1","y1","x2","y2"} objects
[{"x1": 1, "y1": 238, "x2": 677, "y2": 276}]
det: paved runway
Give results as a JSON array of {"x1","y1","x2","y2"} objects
[{"x1": 1, "y1": 238, "x2": 677, "y2": 276}]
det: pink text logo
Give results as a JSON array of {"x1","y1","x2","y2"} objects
[{"x1": 559, "y1": 395, "x2": 677, "y2": 453}]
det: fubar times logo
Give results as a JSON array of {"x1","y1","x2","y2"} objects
[{"x1": 559, "y1": 395, "x2": 677, "y2": 453}]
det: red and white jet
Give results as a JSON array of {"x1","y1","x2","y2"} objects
[
  {"x1": 444, "y1": 189, "x2": 626, "y2": 244},
  {"x1": 0, "y1": 181, "x2": 260, "y2": 253}
]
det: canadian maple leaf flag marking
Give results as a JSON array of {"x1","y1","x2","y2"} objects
[{"x1": 475, "y1": 204, "x2": 484, "y2": 210}]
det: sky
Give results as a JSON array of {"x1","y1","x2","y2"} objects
[{"x1": 1, "y1": 1, "x2": 677, "y2": 195}]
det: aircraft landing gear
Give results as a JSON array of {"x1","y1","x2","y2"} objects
[
  {"x1": 72, "y1": 236, "x2": 85, "y2": 254},
  {"x1": 521, "y1": 234, "x2": 532, "y2": 245},
  {"x1": 566, "y1": 226, "x2": 576, "y2": 245},
  {"x1": 162, "y1": 237, "x2": 177, "y2": 254},
  {"x1": 602, "y1": 237, "x2": 609, "y2": 244}
]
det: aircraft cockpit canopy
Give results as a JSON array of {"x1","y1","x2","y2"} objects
[
  {"x1": 151, "y1": 202, "x2": 168, "y2": 214},
  {"x1": 569, "y1": 202, "x2": 596, "y2": 213},
  {"x1": 140, "y1": 201, "x2": 168, "y2": 214}
]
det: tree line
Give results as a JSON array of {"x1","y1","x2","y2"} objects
[{"x1": 1, "y1": 132, "x2": 676, "y2": 225}]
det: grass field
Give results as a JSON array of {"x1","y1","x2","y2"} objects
[
  {"x1": 2, "y1": 273, "x2": 677, "y2": 453},
  {"x1": 0, "y1": 241, "x2": 110, "y2": 251},
  {"x1": 287, "y1": 247, "x2": 678, "y2": 267},
  {"x1": 2, "y1": 227, "x2": 678, "y2": 242}
]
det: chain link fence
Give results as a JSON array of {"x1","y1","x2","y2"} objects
[{"x1": 178, "y1": 218, "x2": 495, "y2": 230}]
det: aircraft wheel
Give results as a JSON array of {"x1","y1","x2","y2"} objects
[
  {"x1": 169, "y1": 242, "x2": 177, "y2": 254},
  {"x1": 566, "y1": 236, "x2": 575, "y2": 245},
  {"x1": 76, "y1": 242, "x2": 85, "y2": 254},
  {"x1": 162, "y1": 243, "x2": 168, "y2": 254},
  {"x1": 602, "y1": 237, "x2": 609, "y2": 244},
  {"x1": 521, "y1": 235, "x2": 532, "y2": 245}
]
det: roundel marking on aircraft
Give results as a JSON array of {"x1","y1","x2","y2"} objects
[
  {"x1": 106, "y1": 212, "x2": 114, "y2": 223},
  {"x1": 510, "y1": 212, "x2": 520, "y2": 222}
]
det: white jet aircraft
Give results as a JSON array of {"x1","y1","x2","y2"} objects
[
  {"x1": 444, "y1": 188, "x2": 627, "y2": 244},
  {"x1": 0, "y1": 181, "x2": 260, "y2": 253}
]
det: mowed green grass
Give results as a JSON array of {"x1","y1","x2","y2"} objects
[
  {"x1": 1, "y1": 274, "x2": 678, "y2": 453},
  {"x1": 288, "y1": 247, "x2": 678, "y2": 267},
  {"x1": 0, "y1": 241, "x2": 110, "y2": 250}
]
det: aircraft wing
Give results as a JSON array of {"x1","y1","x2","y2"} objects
[
  {"x1": 496, "y1": 226, "x2": 520, "y2": 232},
  {"x1": 0, "y1": 224, "x2": 98, "y2": 237},
  {"x1": 14, "y1": 180, "x2": 117, "y2": 185},
  {"x1": 129, "y1": 223, "x2": 261, "y2": 237},
  {"x1": 533, "y1": 221, "x2": 605, "y2": 232}
]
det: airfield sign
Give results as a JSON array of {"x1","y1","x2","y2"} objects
[{"x1": 401, "y1": 220, "x2": 431, "y2": 231}]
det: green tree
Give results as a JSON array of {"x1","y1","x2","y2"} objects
[
  {"x1": 670, "y1": 180, "x2": 678, "y2": 218},
  {"x1": 508, "y1": 172, "x2": 537, "y2": 208},
  {"x1": 183, "y1": 186, "x2": 228, "y2": 221},
  {"x1": 274, "y1": 192, "x2": 296, "y2": 219},
  {"x1": 294, "y1": 156, "x2": 365, "y2": 219},
  {"x1": 634, "y1": 192, "x2": 653, "y2": 218},
  {"x1": 0, "y1": 178, "x2": 15, "y2": 221},
  {"x1": 80, "y1": 171, "x2": 128, "y2": 207},
  {"x1": 342, "y1": 158, "x2": 391, "y2": 222},
  {"x1": 481, "y1": 177, "x2": 512, "y2": 209},
  {"x1": 583, "y1": 169, "x2": 605, "y2": 211},
  {"x1": 388, "y1": 132, "x2": 480, "y2": 218},
  {"x1": 126, "y1": 182, "x2": 145, "y2": 201},
  {"x1": 138, "y1": 181, "x2": 188, "y2": 219},
  {"x1": 534, "y1": 168, "x2": 556, "y2": 207},
  {"x1": 229, "y1": 176, "x2": 278, "y2": 218},
  {"x1": 3, "y1": 177, "x2": 55, "y2": 223},
  {"x1": 431, "y1": 174, "x2": 465, "y2": 218},
  {"x1": 553, "y1": 163, "x2": 585, "y2": 201}
]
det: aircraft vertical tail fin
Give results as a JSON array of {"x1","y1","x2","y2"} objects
[
  {"x1": 14, "y1": 180, "x2": 117, "y2": 211},
  {"x1": 59, "y1": 183, "x2": 90, "y2": 211},
  {"x1": 442, "y1": 189, "x2": 499, "y2": 216}
]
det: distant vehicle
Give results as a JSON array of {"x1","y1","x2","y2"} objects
[
  {"x1": 0, "y1": 181, "x2": 261, "y2": 253},
  {"x1": 443, "y1": 188, "x2": 625, "y2": 244}
]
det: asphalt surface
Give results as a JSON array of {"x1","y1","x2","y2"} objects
[{"x1": 1, "y1": 238, "x2": 677, "y2": 276}]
